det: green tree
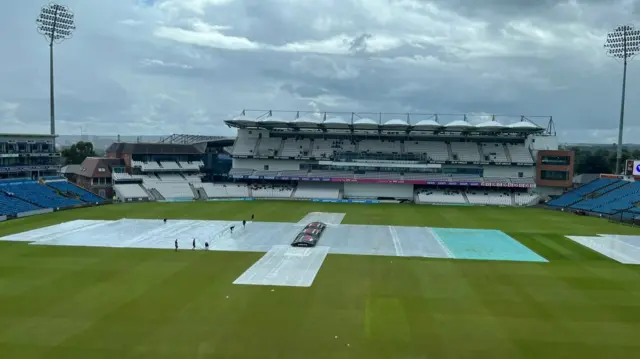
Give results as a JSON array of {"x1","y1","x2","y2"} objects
[{"x1": 61, "y1": 141, "x2": 96, "y2": 164}]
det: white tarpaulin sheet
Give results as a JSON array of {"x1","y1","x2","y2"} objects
[
  {"x1": 566, "y1": 235, "x2": 640, "y2": 264},
  {"x1": 233, "y1": 245, "x2": 330, "y2": 287}
]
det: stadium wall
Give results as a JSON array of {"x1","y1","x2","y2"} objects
[
  {"x1": 483, "y1": 166, "x2": 534, "y2": 178},
  {"x1": 0, "y1": 215, "x2": 6, "y2": 222},
  {"x1": 344, "y1": 183, "x2": 413, "y2": 199},
  {"x1": 232, "y1": 158, "x2": 303, "y2": 171},
  {"x1": 17, "y1": 208, "x2": 53, "y2": 218}
]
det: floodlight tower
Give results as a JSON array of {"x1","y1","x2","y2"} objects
[
  {"x1": 604, "y1": 25, "x2": 640, "y2": 174},
  {"x1": 36, "y1": 3, "x2": 76, "y2": 145}
]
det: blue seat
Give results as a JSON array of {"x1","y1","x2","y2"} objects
[
  {"x1": 3, "y1": 182, "x2": 83, "y2": 209},
  {"x1": 47, "y1": 181, "x2": 104, "y2": 203},
  {"x1": 571, "y1": 181, "x2": 640, "y2": 214},
  {"x1": 548, "y1": 178, "x2": 619, "y2": 207},
  {"x1": 0, "y1": 191, "x2": 41, "y2": 215}
]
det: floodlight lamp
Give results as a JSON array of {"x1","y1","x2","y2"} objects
[{"x1": 36, "y1": 2, "x2": 76, "y2": 44}]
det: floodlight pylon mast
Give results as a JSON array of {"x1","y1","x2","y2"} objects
[
  {"x1": 605, "y1": 25, "x2": 640, "y2": 174},
  {"x1": 36, "y1": 3, "x2": 76, "y2": 147}
]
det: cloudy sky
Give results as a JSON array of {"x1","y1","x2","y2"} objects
[{"x1": 1, "y1": 0, "x2": 639, "y2": 143}]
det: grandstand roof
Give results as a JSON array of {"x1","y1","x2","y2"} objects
[
  {"x1": 159, "y1": 134, "x2": 229, "y2": 145},
  {"x1": 225, "y1": 114, "x2": 546, "y2": 133},
  {"x1": 106, "y1": 142, "x2": 203, "y2": 155},
  {"x1": 76, "y1": 157, "x2": 124, "y2": 178},
  {"x1": 0, "y1": 133, "x2": 57, "y2": 139}
]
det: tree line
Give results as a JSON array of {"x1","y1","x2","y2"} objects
[{"x1": 568, "y1": 146, "x2": 640, "y2": 175}]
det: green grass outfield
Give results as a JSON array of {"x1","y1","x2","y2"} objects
[{"x1": 2, "y1": 201, "x2": 640, "y2": 359}]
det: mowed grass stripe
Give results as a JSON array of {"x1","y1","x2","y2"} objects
[
  {"x1": 509, "y1": 233, "x2": 614, "y2": 262},
  {"x1": 1, "y1": 202, "x2": 640, "y2": 358}
]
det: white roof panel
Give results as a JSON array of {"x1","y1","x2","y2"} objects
[
  {"x1": 413, "y1": 119, "x2": 442, "y2": 129},
  {"x1": 444, "y1": 120, "x2": 473, "y2": 129},
  {"x1": 475, "y1": 120, "x2": 505, "y2": 130},
  {"x1": 352, "y1": 118, "x2": 378, "y2": 129}
]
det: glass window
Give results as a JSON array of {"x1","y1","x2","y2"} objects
[
  {"x1": 541, "y1": 170, "x2": 568, "y2": 181},
  {"x1": 541, "y1": 155, "x2": 570, "y2": 165}
]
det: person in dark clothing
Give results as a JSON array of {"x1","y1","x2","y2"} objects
[
  {"x1": 230, "y1": 225, "x2": 235, "y2": 234},
  {"x1": 251, "y1": 214, "x2": 254, "y2": 221},
  {"x1": 205, "y1": 241, "x2": 209, "y2": 250},
  {"x1": 192, "y1": 238, "x2": 196, "y2": 250},
  {"x1": 164, "y1": 218, "x2": 167, "y2": 224},
  {"x1": 242, "y1": 220, "x2": 246, "y2": 228},
  {"x1": 174, "y1": 239, "x2": 178, "y2": 252}
]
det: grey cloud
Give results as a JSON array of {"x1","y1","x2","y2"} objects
[{"x1": 0, "y1": 0, "x2": 638, "y2": 143}]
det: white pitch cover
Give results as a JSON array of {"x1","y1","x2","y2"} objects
[{"x1": 233, "y1": 245, "x2": 330, "y2": 287}]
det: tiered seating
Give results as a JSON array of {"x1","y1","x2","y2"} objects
[
  {"x1": 232, "y1": 135, "x2": 258, "y2": 156},
  {"x1": 483, "y1": 177, "x2": 510, "y2": 183},
  {"x1": 311, "y1": 139, "x2": 356, "y2": 158},
  {"x1": 250, "y1": 184, "x2": 293, "y2": 198},
  {"x1": 450, "y1": 142, "x2": 481, "y2": 162},
  {"x1": 417, "y1": 189, "x2": 466, "y2": 204},
  {"x1": 279, "y1": 170, "x2": 309, "y2": 177},
  {"x1": 311, "y1": 139, "x2": 334, "y2": 158},
  {"x1": 593, "y1": 180, "x2": 626, "y2": 196},
  {"x1": 422, "y1": 142, "x2": 450, "y2": 161},
  {"x1": 481, "y1": 143, "x2": 509, "y2": 162},
  {"x1": 141, "y1": 161, "x2": 162, "y2": 171},
  {"x1": 160, "y1": 161, "x2": 180, "y2": 170},
  {"x1": 229, "y1": 168, "x2": 255, "y2": 176},
  {"x1": 358, "y1": 139, "x2": 401, "y2": 153},
  {"x1": 404, "y1": 141, "x2": 430, "y2": 155},
  {"x1": 114, "y1": 184, "x2": 149, "y2": 200},
  {"x1": 47, "y1": 181, "x2": 104, "y2": 202},
  {"x1": 131, "y1": 160, "x2": 144, "y2": 168},
  {"x1": 548, "y1": 178, "x2": 619, "y2": 207},
  {"x1": 280, "y1": 138, "x2": 311, "y2": 157},
  {"x1": 184, "y1": 174, "x2": 202, "y2": 183},
  {"x1": 252, "y1": 170, "x2": 279, "y2": 177},
  {"x1": 6, "y1": 182, "x2": 83, "y2": 208},
  {"x1": 112, "y1": 172, "x2": 135, "y2": 181},
  {"x1": 158, "y1": 173, "x2": 185, "y2": 182},
  {"x1": 403, "y1": 173, "x2": 452, "y2": 181},
  {"x1": 148, "y1": 182, "x2": 194, "y2": 200},
  {"x1": 200, "y1": 183, "x2": 249, "y2": 197},
  {"x1": 178, "y1": 161, "x2": 202, "y2": 170},
  {"x1": 572, "y1": 181, "x2": 640, "y2": 214},
  {"x1": 514, "y1": 192, "x2": 539, "y2": 206},
  {"x1": 308, "y1": 170, "x2": 354, "y2": 178},
  {"x1": 256, "y1": 137, "x2": 282, "y2": 156},
  {"x1": 294, "y1": 183, "x2": 340, "y2": 199},
  {"x1": 466, "y1": 190, "x2": 511, "y2": 206},
  {"x1": 506, "y1": 144, "x2": 533, "y2": 163},
  {"x1": 0, "y1": 191, "x2": 41, "y2": 215}
]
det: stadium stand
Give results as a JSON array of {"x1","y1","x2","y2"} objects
[
  {"x1": 294, "y1": 182, "x2": 340, "y2": 199},
  {"x1": 481, "y1": 143, "x2": 509, "y2": 162},
  {"x1": 466, "y1": 190, "x2": 512, "y2": 206},
  {"x1": 4, "y1": 182, "x2": 83, "y2": 208},
  {"x1": 506, "y1": 144, "x2": 534, "y2": 163},
  {"x1": 548, "y1": 178, "x2": 620, "y2": 207},
  {"x1": 46, "y1": 181, "x2": 104, "y2": 203},
  {"x1": 250, "y1": 183, "x2": 294, "y2": 198},
  {"x1": 0, "y1": 191, "x2": 41, "y2": 215},
  {"x1": 514, "y1": 192, "x2": 540, "y2": 206},
  {"x1": 571, "y1": 181, "x2": 640, "y2": 214},
  {"x1": 200, "y1": 183, "x2": 249, "y2": 198},
  {"x1": 450, "y1": 141, "x2": 482, "y2": 162},
  {"x1": 417, "y1": 189, "x2": 467, "y2": 204},
  {"x1": 113, "y1": 184, "x2": 149, "y2": 200}
]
